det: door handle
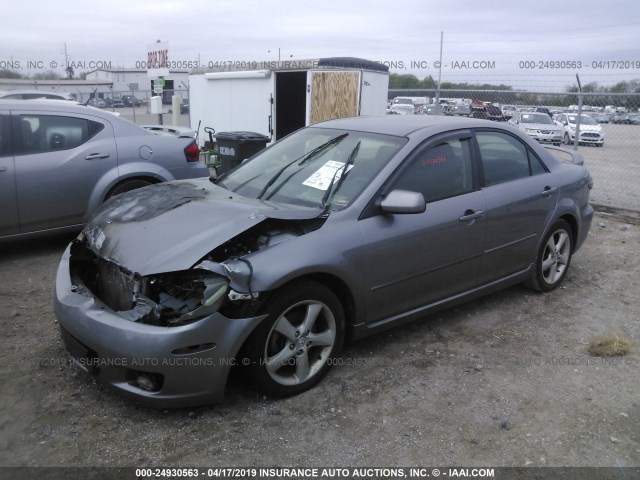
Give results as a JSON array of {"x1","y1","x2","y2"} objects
[
  {"x1": 459, "y1": 209, "x2": 484, "y2": 222},
  {"x1": 0, "y1": 166, "x2": 7, "y2": 172},
  {"x1": 85, "y1": 153, "x2": 110, "y2": 160},
  {"x1": 541, "y1": 186, "x2": 558, "y2": 197}
]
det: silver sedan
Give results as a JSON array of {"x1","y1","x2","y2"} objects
[
  {"x1": 0, "y1": 100, "x2": 208, "y2": 240},
  {"x1": 509, "y1": 112, "x2": 563, "y2": 145},
  {"x1": 54, "y1": 115, "x2": 593, "y2": 407}
]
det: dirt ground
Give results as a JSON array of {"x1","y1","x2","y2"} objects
[{"x1": 0, "y1": 211, "x2": 638, "y2": 469}]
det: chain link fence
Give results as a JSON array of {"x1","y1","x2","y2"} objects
[
  {"x1": 93, "y1": 86, "x2": 638, "y2": 213},
  {"x1": 90, "y1": 89, "x2": 190, "y2": 127},
  {"x1": 390, "y1": 88, "x2": 640, "y2": 214}
]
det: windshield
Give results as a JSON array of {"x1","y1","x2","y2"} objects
[
  {"x1": 521, "y1": 113, "x2": 553, "y2": 125},
  {"x1": 568, "y1": 115, "x2": 598, "y2": 125},
  {"x1": 219, "y1": 127, "x2": 406, "y2": 210}
]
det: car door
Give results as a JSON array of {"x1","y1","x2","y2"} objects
[
  {"x1": 12, "y1": 110, "x2": 118, "y2": 233},
  {"x1": 356, "y1": 132, "x2": 486, "y2": 324},
  {"x1": 0, "y1": 112, "x2": 19, "y2": 237},
  {"x1": 474, "y1": 129, "x2": 559, "y2": 284}
]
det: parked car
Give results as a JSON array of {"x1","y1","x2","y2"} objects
[
  {"x1": 0, "y1": 99, "x2": 209, "y2": 240},
  {"x1": 389, "y1": 104, "x2": 415, "y2": 115},
  {"x1": 416, "y1": 105, "x2": 447, "y2": 115},
  {"x1": 449, "y1": 105, "x2": 472, "y2": 117},
  {"x1": 121, "y1": 95, "x2": 142, "y2": 107},
  {"x1": 168, "y1": 99, "x2": 190, "y2": 115},
  {"x1": 534, "y1": 107, "x2": 553, "y2": 118},
  {"x1": 554, "y1": 113, "x2": 605, "y2": 146},
  {"x1": 470, "y1": 104, "x2": 507, "y2": 121},
  {"x1": 54, "y1": 115, "x2": 594, "y2": 408},
  {"x1": 628, "y1": 114, "x2": 640, "y2": 125},
  {"x1": 501, "y1": 105, "x2": 517, "y2": 118},
  {"x1": 86, "y1": 98, "x2": 107, "y2": 108},
  {"x1": 180, "y1": 99, "x2": 189, "y2": 114},
  {"x1": 0, "y1": 89, "x2": 75, "y2": 101},
  {"x1": 611, "y1": 113, "x2": 631, "y2": 124},
  {"x1": 509, "y1": 112, "x2": 563, "y2": 145},
  {"x1": 590, "y1": 113, "x2": 610, "y2": 124},
  {"x1": 105, "y1": 97, "x2": 125, "y2": 108}
]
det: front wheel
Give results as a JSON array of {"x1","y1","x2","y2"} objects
[
  {"x1": 527, "y1": 220, "x2": 574, "y2": 292},
  {"x1": 564, "y1": 133, "x2": 571, "y2": 145},
  {"x1": 242, "y1": 281, "x2": 345, "y2": 397}
]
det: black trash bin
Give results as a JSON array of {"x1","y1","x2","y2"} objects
[{"x1": 213, "y1": 131, "x2": 270, "y2": 174}]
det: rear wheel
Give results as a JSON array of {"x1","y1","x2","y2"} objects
[
  {"x1": 106, "y1": 179, "x2": 154, "y2": 199},
  {"x1": 242, "y1": 281, "x2": 345, "y2": 397},
  {"x1": 528, "y1": 220, "x2": 573, "y2": 292}
]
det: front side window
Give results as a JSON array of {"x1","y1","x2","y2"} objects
[
  {"x1": 476, "y1": 131, "x2": 546, "y2": 186},
  {"x1": 391, "y1": 137, "x2": 474, "y2": 203},
  {"x1": 15, "y1": 115, "x2": 104, "y2": 154}
]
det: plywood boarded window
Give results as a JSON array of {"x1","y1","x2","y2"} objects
[{"x1": 310, "y1": 71, "x2": 360, "y2": 124}]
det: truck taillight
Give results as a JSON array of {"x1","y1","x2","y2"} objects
[{"x1": 184, "y1": 141, "x2": 200, "y2": 162}]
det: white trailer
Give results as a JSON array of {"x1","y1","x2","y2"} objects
[{"x1": 188, "y1": 57, "x2": 389, "y2": 144}]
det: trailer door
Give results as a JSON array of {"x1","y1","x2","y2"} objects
[{"x1": 307, "y1": 71, "x2": 360, "y2": 125}]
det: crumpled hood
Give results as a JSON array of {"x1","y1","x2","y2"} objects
[{"x1": 82, "y1": 179, "x2": 319, "y2": 275}]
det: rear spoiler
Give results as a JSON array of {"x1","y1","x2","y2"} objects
[
  {"x1": 544, "y1": 145, "x2": 585, "y2": 166},
  {"x1": 142, "y1": 125, "x2": 196, "y2": 139}
]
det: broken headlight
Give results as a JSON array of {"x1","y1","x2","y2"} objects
[{"x1": 137, "y1": 271, "x2": 229, "y2": 327}]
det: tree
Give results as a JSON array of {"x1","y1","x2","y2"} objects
[
  {"x1": 0, "y1": 69, "x2": 23, "y2": 79},
  {"x1": 65, "y1": 66, "x2": 74, "y2": 80},
  {"x1": 389, "y1": 73, "x2": 421, "y2": 89},
  {"x1": 32, "y1": 70, "x2": 62, "y2": 80}
]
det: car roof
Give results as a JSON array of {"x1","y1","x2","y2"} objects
[
  {"x1": 0, "y1": 89, "x2": 73, "y2": 98},
  {"x1": 0, "y1": 98, "x2": 101, "y2": 112},
  {"x1": 312, "y1": 114, "x2": 496, "y2": 137},
  {"x1": 0, "y1": 99, "x2": 136, "y2": 128}
]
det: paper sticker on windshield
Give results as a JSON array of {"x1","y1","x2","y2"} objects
[{"x1": 303, "y1": 160, "x2": 352, "y2": 191}]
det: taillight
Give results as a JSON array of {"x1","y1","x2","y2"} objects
[{"x1": 184, "y1": 141, "x2": 200, "y2": 163}]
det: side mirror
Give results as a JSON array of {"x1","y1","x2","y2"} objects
[{"x1": 379, "y1": 189, "x2": 426, "y2": 214}]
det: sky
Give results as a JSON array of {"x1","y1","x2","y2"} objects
[{"x1": 1, "y1": 0, "x2": 639, "y2": 91}]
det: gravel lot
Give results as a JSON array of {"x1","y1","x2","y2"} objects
[{"x1": 0, "y1": 210, "x2": 638, "y2": 469}]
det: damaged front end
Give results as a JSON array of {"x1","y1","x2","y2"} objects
[
  {"x1": 68, "y1": 216, "x2": 325, "y2": 327},
  {"x1": 70, "y1": 239, "x2": 229, "y2": 327}
]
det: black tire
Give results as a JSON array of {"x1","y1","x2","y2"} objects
[
  {"x1": 106, "y1": 179, "x2": 154, "y2": 199},
  {"x1": 563, "y1": 133, "x2": 571, "y2": 145},
  {"x1": 528, "y1": 220, "x2": 573, "y2": 293},
  {"x1": 242, "y1": 281, "x2": 345, "y2": 397}
]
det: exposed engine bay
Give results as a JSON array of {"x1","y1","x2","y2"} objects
[{"x1": 69, "y1": 218, "x2": 325, "y2": 327}]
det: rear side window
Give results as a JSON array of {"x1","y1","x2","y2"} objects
[
  {"x1": 476, "y1": 131, "x2": 546, "y2": 186},
  {"x1": 14, "y1": 115, "x2": 104, "y2": 154}
]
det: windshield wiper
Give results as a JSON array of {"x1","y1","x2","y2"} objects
[
  {"x1": 319, "y1": 140, "x2": 361, "y2": 210},
  {"x1": 256, "y1": 133, "x2": 348, "y2": 200}
]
